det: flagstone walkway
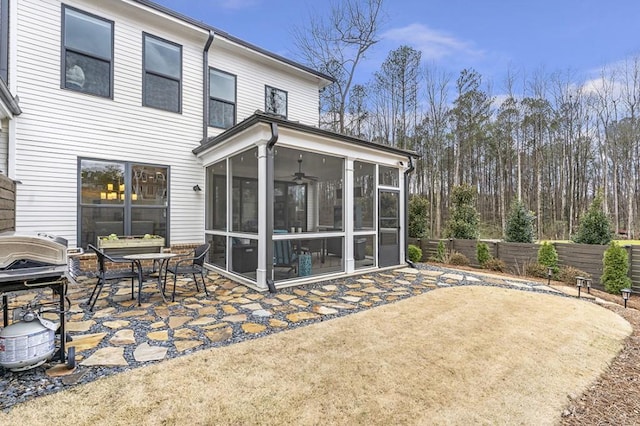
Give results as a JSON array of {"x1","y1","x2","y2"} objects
[{"x1": 0, "y1": 264, "x2": 594, "y2": 410}]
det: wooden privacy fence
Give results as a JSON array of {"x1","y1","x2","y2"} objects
[
  {"x1": 0, "y1": 174, "x2": 15, "y2": 233},
  {"x1": 408, "y1": 238, "x2": 637, "y2": 292}
]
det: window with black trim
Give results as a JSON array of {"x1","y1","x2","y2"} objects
[
  {"x1": 0, "y1": 0, "x2": 9, "y2": 84},
  {"x1": 79, "y1": 158, "x2": 169, "y2": 249},
  {"x1": 62, "y1": 6, "x2": 113, "y2": 97},
  {"x1": 265, "y1": 85, "x2": 287, "y2": 118},
  {"x1": 143, "y1": 33, "x2": 182, "y2": 113},
  {"x1": 209, "y1": 68, "x2": 236, "y2": 128}
]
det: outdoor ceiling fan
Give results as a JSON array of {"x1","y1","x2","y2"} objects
[{"x1": 291, "y1": 158, "x2": 318, "y2": 184}]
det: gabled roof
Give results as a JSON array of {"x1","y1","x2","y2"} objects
[
  {"x1": 132, "y1": 0, "x2": 334, "y2": 85},
  {"x1": 193, "y1": 112, "x2": 418, "y2": 159}
]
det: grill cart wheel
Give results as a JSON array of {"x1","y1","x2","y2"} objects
[{"x1": 66, "y1": 346, "x2": 75, "y2": 369}]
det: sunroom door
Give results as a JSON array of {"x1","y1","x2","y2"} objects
[{"x1": 378, "y1": 190, "x2": 399, "y2": 267}]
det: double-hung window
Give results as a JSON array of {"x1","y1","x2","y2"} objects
[
  {"x1": 143, "y1": 33, "x2": 182, "y2": 113},
  {"x1": 209, "y1": 68, "x2": 236, "y2": 129},
  {"x1": 265, "y1": 85, "x2": 287, "y2": 118},
  {"x1": 62, "y1": 6, "x2": 113, "y2": 97}
]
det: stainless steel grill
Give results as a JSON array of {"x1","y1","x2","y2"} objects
[{"x1": 0, "y1": 234, "x2": 73, "y2": 370}]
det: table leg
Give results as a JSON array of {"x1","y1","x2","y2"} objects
[
  {"x1": 134, "y1": 260, "x2": 144, "y2": 307},
  {"x1": 155, "y1": 258, "x2": 169, "y2": 303}
]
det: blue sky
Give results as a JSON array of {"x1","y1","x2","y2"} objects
[{"x1": 152, "y1": 0, "x2": 640, "y2": 94}]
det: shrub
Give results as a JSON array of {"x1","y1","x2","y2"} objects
[
  {"x1": 557, "y1": 266, "x2": 590, "y2": 285},
  {"x1": 445, "y1": 184, "x2": 480, "y2": 239},
  {"x1": 407, "y1": 244, "x2": 423, "y2": 263},
  {"x1": 476, "y1": 242, "x2": 491, "y2": 267},
  {"x1": 525, "y1": 262, "x2": 548, "y2": 279},
  {"x1": 408, "y1": 195, "x2": 429, "y2": 239},
  {"x1": 537, "y1": 242, "x2": 559, "y2": 274},
  {"x1": 572, "y1": 193, "x2": 613, "y2": 245},
  {"x1": 484, "y1": 258, "x2": 506, "y2": 272},
  {"x1": 601, "y1": 241, "x2": 631, "y2": 294},
  {"x1": 504, "y1": 199, "x2": 535, "y2": 243},
  {"x1": 429, "y1": 240, "x2": 447, "y2": 263},
  {"x1": 448, "y1": 251, "x2": 470, "y2": 266}
]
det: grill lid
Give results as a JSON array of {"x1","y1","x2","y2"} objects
[{"x1": 0, "y1": 234, "x2": 68, "y2": 269}]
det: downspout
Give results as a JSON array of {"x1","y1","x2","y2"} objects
[
  {"x1": 265, "y1": 122, "x2": 278, "y2": 292},
  {"x1": 202, "y1": 30, "x2": 215, "y2": 143},
  {"x1": 404, "y1": 156, "x2": 416, "y2": 268}
]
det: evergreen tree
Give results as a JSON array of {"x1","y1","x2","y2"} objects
[
  {"x1": 504, "y1": 199, "x2": 535, "y2": 243},
  {"x1": 408, "y1": 195, "x2": 429, "y2": 238},
  {"x1": 445, "y1": 184, "x2": 479, "y2": 239},
  {"x1": 572, "y1": 193, "x2": 613, "y2": 245},
  {"x1": 601, "y1": 241, "x2": 631, "y2": 294},
  {"x1": 537, "y1": 242, "x2": 559, "y2": 274}
]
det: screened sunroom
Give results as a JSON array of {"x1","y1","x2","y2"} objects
[{"x1": 194, "y1": 112, "x2": 416, "y2": 291}]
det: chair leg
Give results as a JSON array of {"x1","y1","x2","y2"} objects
[
  {"x1": 88, "y1": 278, "x2": 104, "y2": 311},
  {"x1": 193, "y1": 274, "x2": 200, "y2": 291},
  {"x1": 200, "y1": 271, "x2": 209, "y2": 296}
]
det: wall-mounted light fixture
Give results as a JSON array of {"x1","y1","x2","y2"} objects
[{"x1": 193, "y1": 184, "x2": 202, "y2": 192}]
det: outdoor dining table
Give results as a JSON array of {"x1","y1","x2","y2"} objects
[{"x1": 123, "y1": 252, "x2": 179, "y2": 305}]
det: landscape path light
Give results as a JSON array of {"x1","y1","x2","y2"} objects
[
  {"x1": 547, "y1": 267, "x2": 553, "y2": 286},
  {"x1": 621, "y1": 288, "x2": 632, "y2": 309},
  {"x1": 576, "y1": 276, "x2": 583, "y2": 298}
]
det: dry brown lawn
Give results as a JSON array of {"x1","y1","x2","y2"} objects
[{"x1": 0, "y1": 286, "x2": 631, "y2": 425}]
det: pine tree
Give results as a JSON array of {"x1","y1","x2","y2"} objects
[
  {"x1": 445, "y1": 184, "x2": 479, "y2": 239},
  {"x1": 537, "y1": 242, "x2": 559, "y2": 274},
  {"x1": 601, "y1": 241, "x2": 631, "y2": 294},
  {"x1": 573, "y1": 193, "x2": 613, "y2": 245},
  {"x1": 504, "y1": 199, "x2": 535, "y2": 243}
]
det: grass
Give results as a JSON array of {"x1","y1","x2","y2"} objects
[{"x1": 0, "y1": 286, "x2": 631, "y2": 425}]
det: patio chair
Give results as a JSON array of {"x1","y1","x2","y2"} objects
[
  {"x1": 273, "y1": 234, "x2": 297, "y2": 276},
  {"x1": 163, "y1": 243, "x2": 210, "y2": 302},
  {"x1": 86, "y1": 244, "x2": 140, "y2": 311}
]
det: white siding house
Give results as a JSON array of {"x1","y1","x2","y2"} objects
[{"x1": 2, "y1": 0, "x2": 417, "y2": 290}]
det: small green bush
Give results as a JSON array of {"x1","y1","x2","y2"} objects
[
  {"x1": 484, "y1": 258, "x2": 506, "y2": 272},
  {"x1": 537, "y1": 242, "x2": 559, "y2": 274},
  {"x1": 436, "y1": 241, "x2": 446, "y2": 262},
  {"x1": 476, "y1": 242, "x2": 491, "y2": 267},
  {"x1": 448, "y1": 251, "x2": 470, "y2": 266},
  {"x1": 557, "y1": 266, "x2": 590, "y2": 285},
  {"x1": 407, "y1": 244, "x2": 423, "y2": 263},
  {"x1": 601, "y1": 241, "x2": 631, "y2": 294}
]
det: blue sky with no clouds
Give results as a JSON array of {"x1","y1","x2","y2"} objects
[{"x1": 152, "y1": 0, "x2": 640, "y2": 94}]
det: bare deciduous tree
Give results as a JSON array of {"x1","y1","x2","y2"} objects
[{"x1": 293, "y1": 0, "x2": 385, "y2": 133}]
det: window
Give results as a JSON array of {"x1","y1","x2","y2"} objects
[
  {"x1": 62, "y1": 6, "x2": 113, "y2": 97},
  {"x1": 206, "y1": 160, "x2": 227, "y2": 230},
  {"x1": 0, "y1": 0, "x2": 8, "y2": 84},
  {"x1": 379, "y1": 166, "x2": 399, "y2": 187},
  {"x1": 231, "y1": 148, "x2": 258, "y2": 233},
  {"x1": 265, "y1": 86, "x2": 287, "y2": 118},
  {"x1": 209, "y1": 68, "x2": 236, "y2": 128},
  {"x1": 79, "y1": 159, "x2": 169, "y2": 248},
  {"x1": 143, "y1": 33, "x2": 182, "y2": 112},
  {"x1": 354, "y1": 161, "x2": 375, "y2": 230}
]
